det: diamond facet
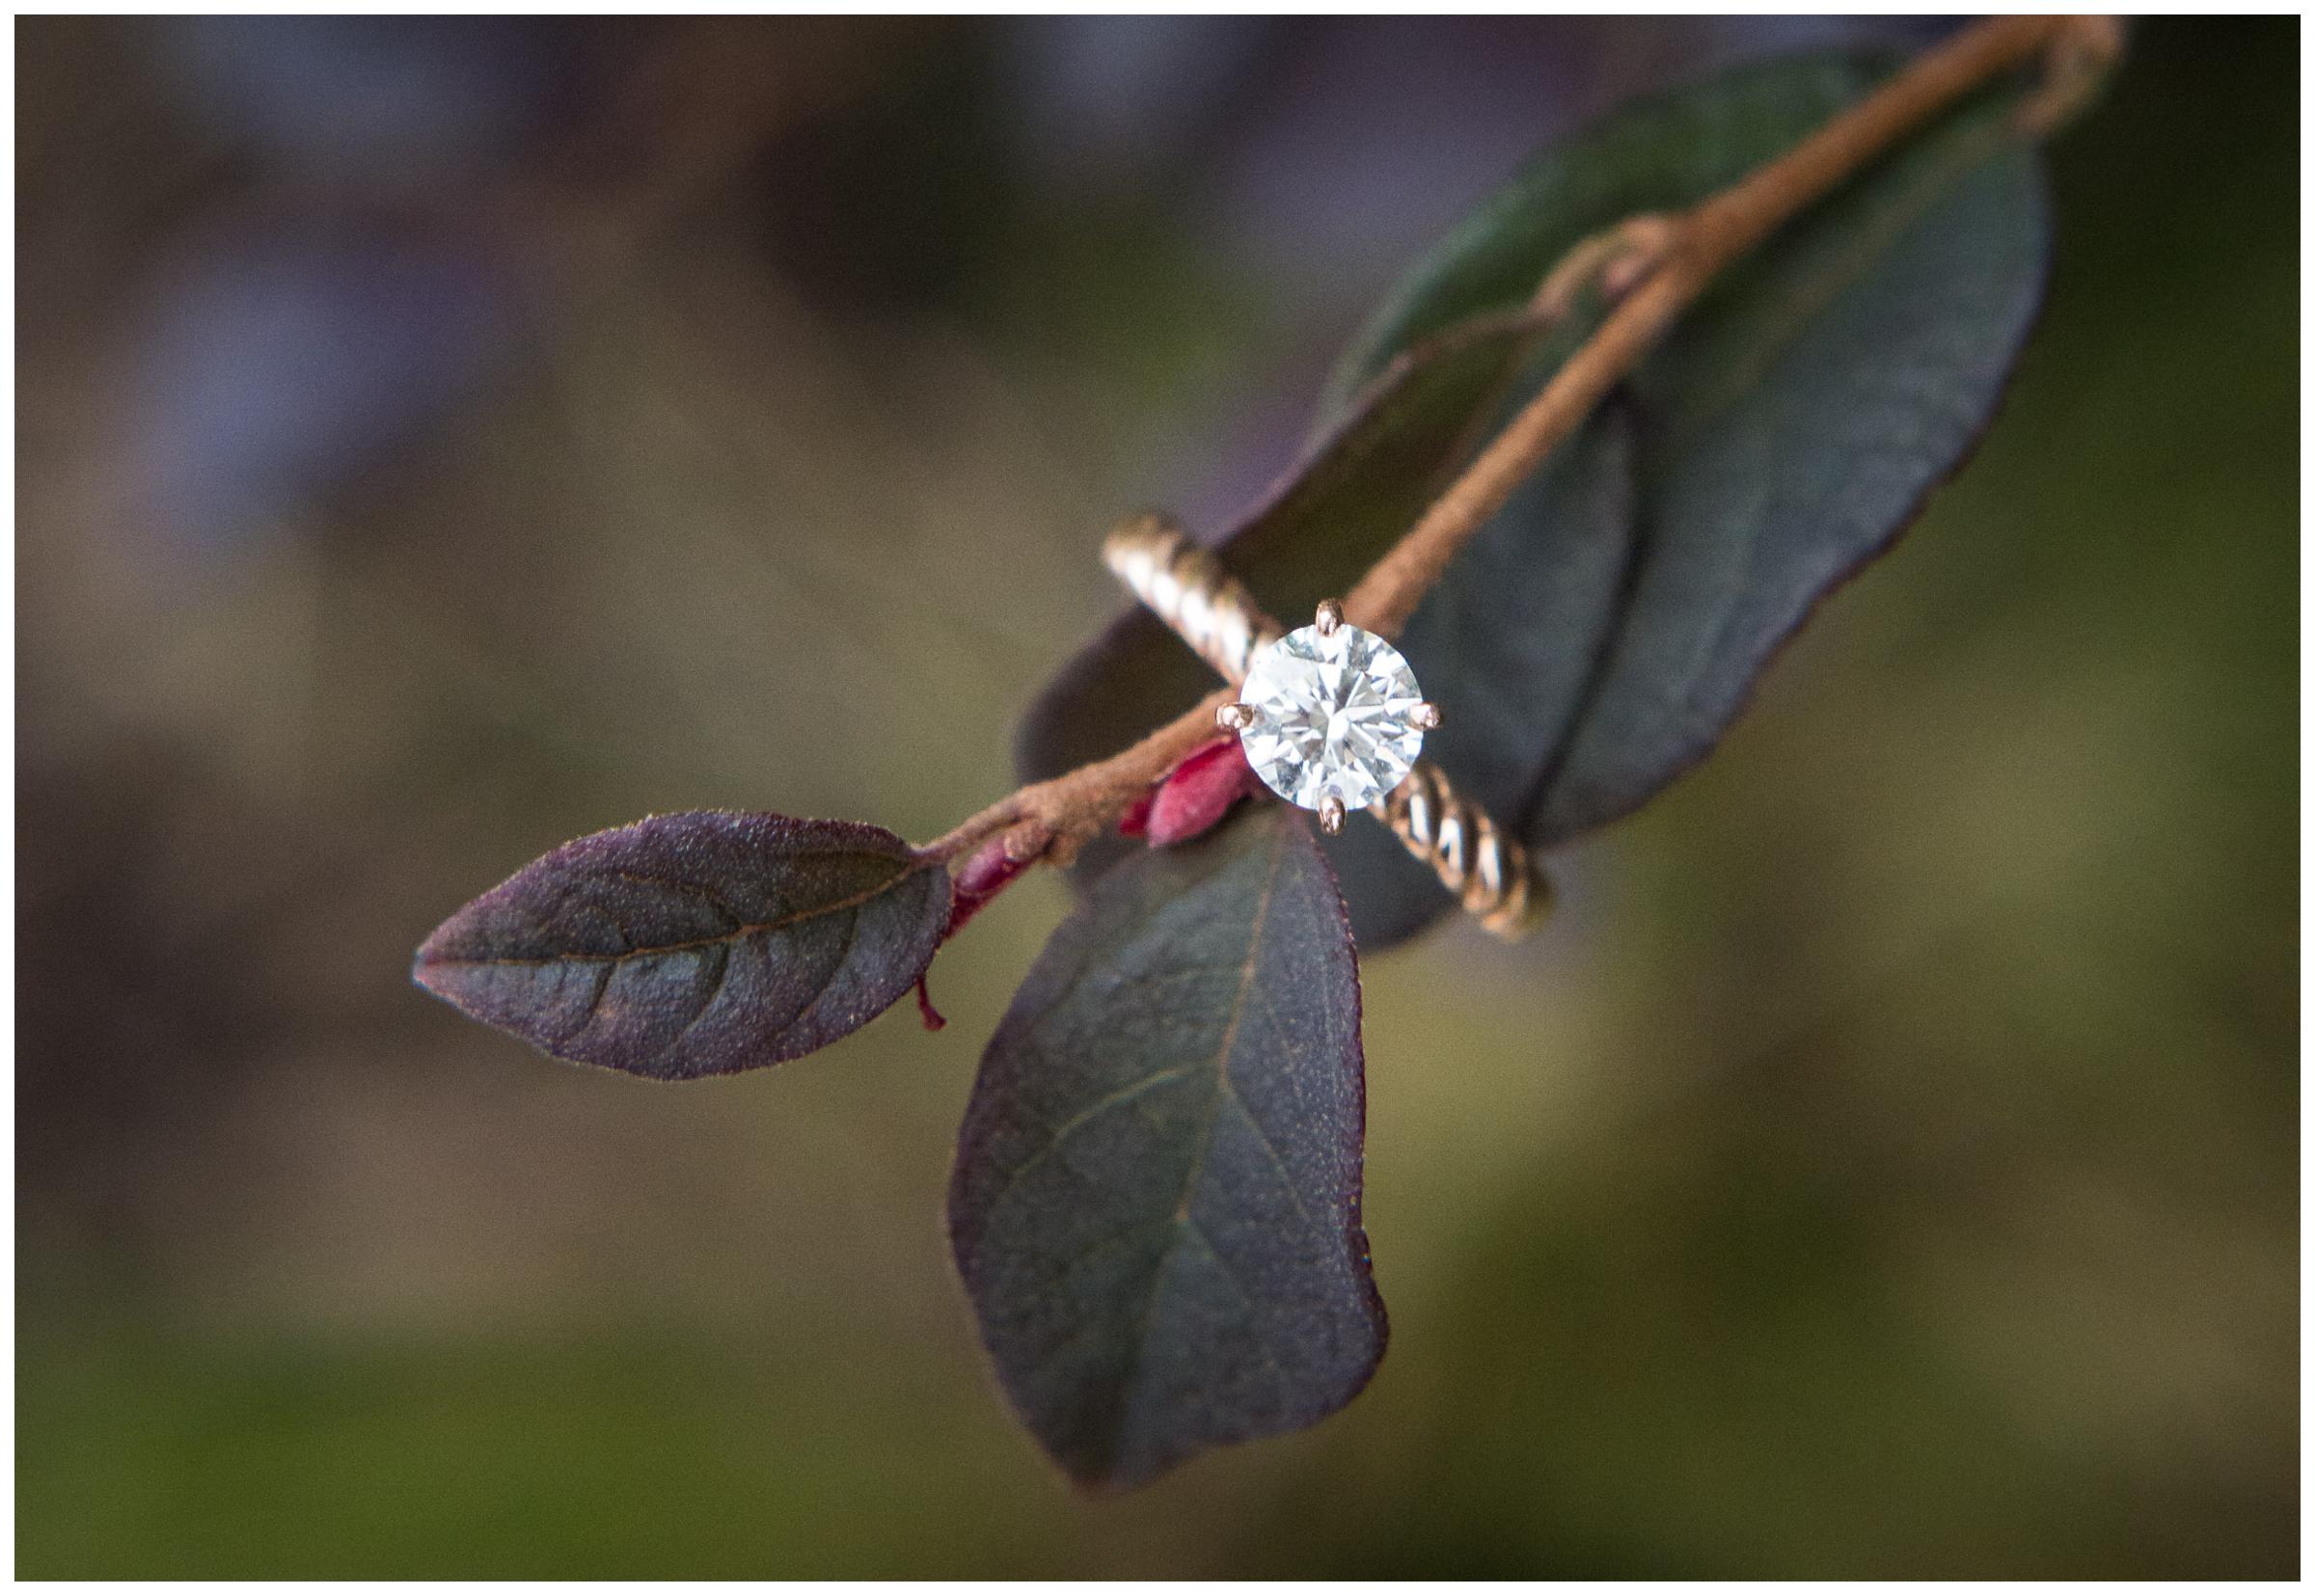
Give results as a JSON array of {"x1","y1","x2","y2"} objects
[{"x1": 1237, "y1": 622, "x2": 1426, "y2": 813}]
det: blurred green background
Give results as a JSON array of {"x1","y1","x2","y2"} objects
[{"x1": 16, "y1": 16, "x2": 2296, "y2": 1578}]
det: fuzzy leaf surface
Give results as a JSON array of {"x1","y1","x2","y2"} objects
[
  {"x1": 414, "y1": 812, "x2": 949, "y2": 1079},
  {"x1": 949, "y1": 802, "x2": 1382, "y2": 1488},
  {"x1": 1019, "y1": 51, "x2": 2051, "y2": 945}
]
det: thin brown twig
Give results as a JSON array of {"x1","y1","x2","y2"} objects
[{"x1": 922, "y1": 14, "x2": 2116, "y2": 873}]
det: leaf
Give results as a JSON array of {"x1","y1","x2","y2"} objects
[
  {"x1": 413, "y1": 812, "x2": 950, "y2": 1079},
  {"x1": 1018, "y1": 50, "x2": 2051, "y2": 946},
  {"x1": 948, "y1": 801, "x2": 1383, "y2": 1489},
  {"x1": 1368, "y1": 55, "x2": 2052, "y2": 851}
]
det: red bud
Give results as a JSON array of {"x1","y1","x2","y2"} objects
[
  {"x1": 944, "y1": 831, "x2": 1035, "y2": 940},
  {"x1": 1146, "y1": 736, "x2": 1262, "y2": 848}
]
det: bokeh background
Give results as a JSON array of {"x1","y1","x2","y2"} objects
[{"x1": 15, "y1": 15, "x2": 2297, "y2": 1578}]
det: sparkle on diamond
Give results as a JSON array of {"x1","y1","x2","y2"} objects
[{"x1": 1238, "y1": 622, "x2": 1426, "y2": 812}]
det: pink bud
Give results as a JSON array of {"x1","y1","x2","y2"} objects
[
  {"x1": 1146, "y1": 736, "x2": 1262, "y2": 848},
  {"x1": 944, "y1": 831, "x2": 1034, "y2": 939}
]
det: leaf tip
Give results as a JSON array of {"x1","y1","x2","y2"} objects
[{"x1": 408, "y1": 918, "x2": 468, "y2": 1004}]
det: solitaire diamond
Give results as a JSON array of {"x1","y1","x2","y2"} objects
[{"x1": 1238, "y1": 622, "x2": 1426, "y2": 813}]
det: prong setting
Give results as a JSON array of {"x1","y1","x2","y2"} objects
[
  {"x1": 1215, "y1": 701, "x2": 1257, "y2": 732},
  {"x1": 1239, "y1": 612, "x2": 1425, "y2": 815},
  {"x1": 1317, "y1": 795, "x2": 1347, "y2": 834},
  {"x1": 1410, "y1": 700, "x2": 1442, "y2": 730}
]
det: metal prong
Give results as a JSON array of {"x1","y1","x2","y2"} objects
[
  {"x1": 1317, "y1": 796, "x2": 1346, "y2": 834},
  {"x1": 1410, "y1": 700, "x2": 1442, "y2": 730},
  {"x1": 1216, "y1": 702, "x2": 1256, "y2": 732},
  {"x1": 1314, "y1": 598, "x2": 1344, "y2": 636}
]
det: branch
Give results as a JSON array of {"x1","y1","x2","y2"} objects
[{"x1": 923, "y1": 14, "x2": 2116, "y2": 876}]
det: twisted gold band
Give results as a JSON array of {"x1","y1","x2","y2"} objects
[
  {"x1": 1103, "y1": 513, "x2": 1283, "y2": 677},
  {"x1": 1103, "y1": 512, "x2": 1544, "y2": 939}
]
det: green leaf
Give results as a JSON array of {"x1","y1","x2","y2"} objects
[
  {"x1": 1018, "y1": 50, "x2": 2051, "y2": 945},
  {"x1": 1382, "y1": 55, "x2": 2051, "y2": 849},
  {"x1": 413, "y1": 812, "x2": 950, "y2": 1079},
  {"x1": 948, "y1": 801, "x2": 1383, "y2": 1489}
]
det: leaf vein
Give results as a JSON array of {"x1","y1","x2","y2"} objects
[
  {"x1": 651, "y1": 940, "x2": 734, "y2": 1069},
  {"x1": 427, "y1": 861, "x2": 924, "y2": 970}
]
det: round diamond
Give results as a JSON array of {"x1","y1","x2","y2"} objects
[{"x1": 1238, "y1": 623, "x2": 1426, "y2": 812}]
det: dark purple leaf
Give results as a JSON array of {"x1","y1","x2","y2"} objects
[
  {"x1": 949, "y1": 801, "x2": 1383, "y2": 1489},
  {"x1": 1018, "y1": 51, "x2": 2051, "y2": 946},
  {"x1": 413, "y1": 812, "x2": 950, "y2": 1079}
]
